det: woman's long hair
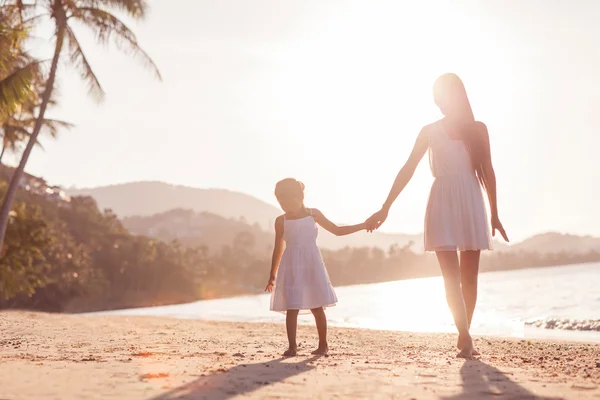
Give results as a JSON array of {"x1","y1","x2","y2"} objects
[{"x1": 433, "y1": 73, "x2": 489, "y2": 190}]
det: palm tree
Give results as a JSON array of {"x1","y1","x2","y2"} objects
[{"x1": 0, "y1": 0, "x2": 161, "y2": 249}]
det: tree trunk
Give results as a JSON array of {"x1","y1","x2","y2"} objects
[
  {"x1": 0, "y1": 141, "x2": 6, "y2": 165},
  {"x1": 0, "y1": 23, "x2": 65, "y2": 251}
]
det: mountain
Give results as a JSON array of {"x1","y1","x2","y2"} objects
[
  {"x1": 122, "y1": 208, "x2": 273, "y2": 253},
  {"x1": 69, "y1": 181, "x2": 600, "y2": 254},
  {"x1": 69, "y1": 181, "x2": 420, "y2": 251},
  {"x1": 509, "y1": 232, "x2": 600, "y2": 254},
  {"x1": 68, "y1": 181, "x2": 280, "y2": 228},
  {"x1": 122, "y1": 208, "x2": 422, "y2": 253}
]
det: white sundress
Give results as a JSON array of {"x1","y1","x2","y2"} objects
[
  {"x1": 424, "y1": 121, "x2": 493, "y2": 252},
  {"x1": 270, "y1": 210, "x2": 338, "y2": 314}
]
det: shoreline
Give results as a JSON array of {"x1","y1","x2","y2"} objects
[
  {"x1": 89, "y1": 301, "x2": 600, "y2": 345},
  {"x1": 93, "y1": 309, "x2": 600, "y2": 345},
  {"x1": 1, "y1": 311, "x2": 599, "y2": 399}
]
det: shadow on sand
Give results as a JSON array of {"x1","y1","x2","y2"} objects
[
  {"x1": 148, "y1": 356, "x2": 318, "y2": 400},
  {"x1": 443, "y1": 359, "x2": 565, "y2": 400}
]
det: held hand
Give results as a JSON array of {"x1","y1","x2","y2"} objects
[
  {"x1": 264, "y1": 278, "x2": 275, "y2": 292},
  {"x1": 491, "y1": 215, "x2": 509, "y2": 242},
  {"x1": 365, "y1": 208, "x2": 389, "y2": 233}
]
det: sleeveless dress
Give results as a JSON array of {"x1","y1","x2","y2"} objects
[
  {"x1": 424, "y1": 121, "x2": 493, "y2": 252},
  {"x1": 270, "y1": 210, "x2": 338, "y2": 314}
]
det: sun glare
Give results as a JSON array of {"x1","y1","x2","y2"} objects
[{"x1": 248, "y1": 0, "x2": 514, "y2": 230}]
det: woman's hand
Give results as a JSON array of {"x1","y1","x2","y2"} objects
[
  {"x1": 491, "y1": 215, "x2": 509, "y2": 242},
  {"x1": 365, "y1": 208, "x2": 389, "y2": 232},
  {"x1": 264, "y1": 277, "x2": 275, "y2": 292}
]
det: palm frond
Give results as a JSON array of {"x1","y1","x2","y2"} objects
[
  {"x1": 41, "y1": 118, "x2": 73, "y2": 138},
  {"x1": 64, "y1": 25, "x2": 105, "y2": 101},
  {"x1": 1, "y1": 114, "x2": 71, "y2": 153},
  {"x1": 71, "y1": 6, "x2": 161, "y2": 81},
  {"x1": 80, "y1": 0, "x2": 149, "y2": 19},
  {"x1": 22, "y1": 13, "x2": 47, "y2": 26},
  {"x1": 0, "y1": 124, "x2": 29, "y2": 152},
  {"x1": 20, "y1": 117, "x2": 74, "y2": 139},
  {"x1": 14, "y1": 0, "x2": 39, "y2": 19},
  {"x1": 0, "y1": 61, "x2": 38, "y2": 118}
]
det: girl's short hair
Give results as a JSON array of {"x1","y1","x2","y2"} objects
[{"x1": 274, "y1": 178, "x2": 305, "y2": 200}]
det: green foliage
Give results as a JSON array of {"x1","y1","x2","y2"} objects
[
  {"x1": 0, "y1": 173, "x2": 203, "y2": 311},
  {"x1": 0, "y1": 4, "x2": 39, "y2": 119},
  {"x1": 0, "y1": 201, "x2": 52, "y2": 299}
]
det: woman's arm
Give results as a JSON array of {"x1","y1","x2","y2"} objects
[
  {"x1": 381, "y1": 126, "x2": 429, "y2": 211},
  {"x1": 366, "y1": 126, "x2": 429, "y2": 231},
  {"x1": 477, "y1": 122, "x2": 509, "y2": 242},
  {"x1": 312, "y1": 209, "x2": 366, "y2": 236},
  {"x1": 265, "y1": 216, "x2": 285, "y2": 291},
  {"x1": 477, "y1": 122, "x2": 498, "y2": 217}
]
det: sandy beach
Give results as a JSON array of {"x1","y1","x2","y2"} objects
[{"x1": 0, "y1": 312, "x2": 599, "y2": 399}]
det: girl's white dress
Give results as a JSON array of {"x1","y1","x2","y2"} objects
[
  {"x1": 424, "y1": 121, "x2": 493, "y2": 252},
  {"x1": 270, "y1": 210, "x2": 338, "y2": 314}
]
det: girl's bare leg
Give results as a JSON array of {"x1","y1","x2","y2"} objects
[
  {"x1": 436, "y1": 251, "x2": 474, "y2": 359},
  {"x1": 459, "y1": 250, "x2": 481, "y2": 355},
  {"x1": 284, "y1": 310, "x2": 299, "y2": 356},
  {"x1": 310, "y1": 307, "x2": 328, "y2": 355}
]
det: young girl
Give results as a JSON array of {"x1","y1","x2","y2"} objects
[
  {"x1": 265, "y1": 178, "x2": 366, "y2": 357},
  {"x1": 366, "y1": 73, "x2": 509, "y2": 358}
]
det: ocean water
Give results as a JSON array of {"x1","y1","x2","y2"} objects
[{"x1": 94, "y1": 263, "x2": 600, "y2": 343}]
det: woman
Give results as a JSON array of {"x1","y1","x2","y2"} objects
[{"x1": 365, "y1": 73, "x2": 509, "y2": 358}]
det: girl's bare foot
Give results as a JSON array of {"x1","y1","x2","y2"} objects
[
  {"x1": 311, "y1": 345, "x2": 328, "y2": 355},
  {"x1": 457, "y1": 334, "x2": 480, "y2": 356},
  {"x1": 283, "y1": 347, "x2": 297, "y2": 357}
]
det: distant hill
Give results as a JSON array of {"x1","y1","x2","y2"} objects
[
  {"x1": 122, "y1": 208, "x2": 600, "y2": 257},
  {"x1": 69, "y1": 181, "x2": 421, "y2": 251},
  {"x1": 68, "y1": 181, "x2": 280, "y2": 228},
  {"x1": 122, "y1": 209, "x2": 273, "y2": 253},
  {"x1": 123, "y1": 208, "x2": 422, "y2": 253},
  {"x1": 509, "y1": 232, "x2": 600, "y2": 254},
  {"x1": 70, "y1": 181, "x2": 600, "y2": 254}
]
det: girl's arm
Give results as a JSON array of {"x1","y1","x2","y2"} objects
[
  {"x1": 311, "y1": 209, "x2": 366, "y2": 236},
  {"x1": 366, "y1": 125, "x2": 429, "y2": 231},
  {"x1": 265, "y1": 216, "x2": 285, "y2": 292},
  {"x1": 477, "y1": 122, "x2": 509, "y2": 242}
]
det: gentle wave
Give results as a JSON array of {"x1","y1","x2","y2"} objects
[{"x1": 526, "y1": 319, "x2": 600, "y2": 332}]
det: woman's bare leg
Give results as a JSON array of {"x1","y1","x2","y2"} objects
[
  {"x1": 284, "y1": 310, "x2": 299, "y2": 356},
  {"x1": 436, "y1": 251, "x2": 474, "y2": 358},
  {"x1": 459, "y1": 250, "x2": 481, "y2": 355},
  {"x1": 310, "y1": 307, "x2": 328, "y2": 355},
  {"x1": 460, "y1": 250, "x2": 481, "y2": 328}
]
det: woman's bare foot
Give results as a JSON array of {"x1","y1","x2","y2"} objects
[
  {"x1": 457, "y1": 335, "x2": 480, "y2": 356},
  {"x1": 456, "y1": 334, "x2": 475, "y2": 359},
  {"x1": 457, "y1": 347, "x2": 474, "y2": 359},
  {"x1": 311, "y1": 345, "x2": 328, "y2": 355},
  {"x1": 283, "y1": 347, "x2": 297, "y2": 357}
]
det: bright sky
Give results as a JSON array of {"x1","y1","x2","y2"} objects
[{"x1": 13, "y1": 0, "x2": 600, "y2": 241}]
